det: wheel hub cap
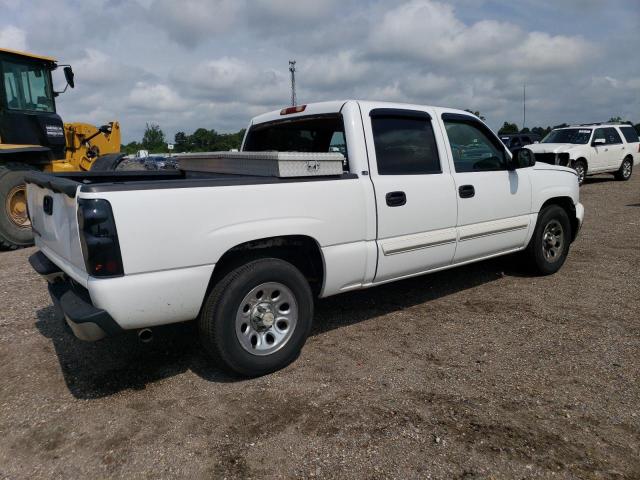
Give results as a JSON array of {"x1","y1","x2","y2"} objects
[
  {"x1": 542, "y1": 220, "x2": 564, "y2": 263},
  {"x1": 235, "y1": 282, "x2": 298, "y2": 356},
  {"x1": 6, "y1": 185, "x2": 31, "y2": 229},
  {"x1": 251, "y1": 303, "x2": 275, "y2": 331}
]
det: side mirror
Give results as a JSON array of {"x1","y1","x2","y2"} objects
[
  {"x1": 510, "y1": 147, "x2": 535, "y2": 169},
  {"x1": 63, "y1": 66, "x2": 75, "y2": 89},
  {"x1": 592, "y1": 138, "x2": 605, "y2": 146}
]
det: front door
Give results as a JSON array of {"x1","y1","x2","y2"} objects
[
  {"x1": 440, "y1": 114, "x2": 533, "y2": 264},
  {"x1": 360, "y1": 105, "x2": 458, "y2": 283}
]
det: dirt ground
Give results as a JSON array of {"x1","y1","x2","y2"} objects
[{"x1": 1, "y1": 173, "x2": 639, "y2": 479}]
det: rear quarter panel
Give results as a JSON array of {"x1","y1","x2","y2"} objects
[{"x1": 80, "y1": 177, "x2": 370, "y2": 277}]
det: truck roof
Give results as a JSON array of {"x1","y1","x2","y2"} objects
[
  {"x1": 250, "y1": 100, "x2": 476, "y2": 126},
  {"x1": 0, "y1": 47, "x2": 56, "y2": 63}
]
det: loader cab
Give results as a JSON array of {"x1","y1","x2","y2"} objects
[{"x1": 0, "y1": 48, "x2": 70, "y2": 160}]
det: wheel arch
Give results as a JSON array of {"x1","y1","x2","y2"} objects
[
  {"x1": 202, "y1": 235, "x2": 325, "y2": 311},
  {"x1": 539, "y1": 196, "x2": 579, "y2": 242},
  {"x1": 574, "y1": 156, "x2": 588, "y2": 171}
]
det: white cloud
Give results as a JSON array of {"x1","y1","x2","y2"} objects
[
  {"x1": 368, "y1": 0, "x2": 592, "y2": 73},
  {"x1": 0, "y1": 25, "x2": 27, "y2": 51},
  {"x1": 127, "y1": 82, "x2": 191, "y2": 112},
  {"x1": 147, "y1": 0, "x2": 242, "y2": 47}
]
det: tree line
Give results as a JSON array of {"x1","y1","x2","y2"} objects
[
  {"x1": 122, "y1": 115, "x2": 640, "y2": 155},
  {"x1": 495, "y1": 116, "x2": 640, "y2": 137},
  {"x1": 121, "y1": 123, "x2": 246, "y2": 155}
]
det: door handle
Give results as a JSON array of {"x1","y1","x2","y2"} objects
[
  {"x1": 458, "y1": 185, "x2": 475, "y2": 198},
  {"x1": 385, "y1": 191, "x2": 406, "y2": 207}
]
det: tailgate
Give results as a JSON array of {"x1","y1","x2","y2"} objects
[{"x1": 25, "y1": 173, "x2": 87, "y2": 281}]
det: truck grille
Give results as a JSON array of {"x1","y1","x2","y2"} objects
[{"x1": 534, "y1": 153, "x2": 570, "y2": 167}]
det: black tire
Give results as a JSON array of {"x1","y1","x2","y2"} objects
[
  {"x1": 574, "y1": 159, "x2": 587, "y2": 186},
  {"x1": 199, "y1": 258, "x2": 314, "y2": 377},
  {"x1": 614, "y1": 156, "x2": 633, "y2": 181},
  {"x1": 90, "y1": 153, "x2": 125, "y2": 171},
  {"x1": 0, "y1": 163, "x2": 37, "y2": 250},
  {"x1": 524, "y1": 205, "x2": 572, "y2": 275}
]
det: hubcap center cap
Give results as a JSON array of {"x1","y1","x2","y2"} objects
[{"x1": 251, "y1": 302, "x2": 275, "y2": 331}]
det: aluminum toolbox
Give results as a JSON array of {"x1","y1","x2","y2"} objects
[{"x1": 177, "y1": 151, "x2": 345, "y2": 177}]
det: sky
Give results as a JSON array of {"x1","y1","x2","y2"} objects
[{"x1": 1, "y1": 0, "x2": 638, "y2": 143}]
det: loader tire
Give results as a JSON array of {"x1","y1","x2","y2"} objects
[
  {"x1": 0, "y1": 164, "x2": 37, "y2": 250},
  {"x1": 90, "y1": 153, "x2": 125, "y2": 171}
]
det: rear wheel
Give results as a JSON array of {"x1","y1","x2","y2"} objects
[
  {"x1": 0, "y1": 164, "x2": 36, "y2": 250},
  {"x1": 524, "y1": 205, "x2": 572, "y2": 275},
  {"x1": 615, "y1": 156, "x2": 633, "y2": 181},
  {"x1": 199, "y1": 258, "x2": 314, "y2": 376},
  {"x1": 573, "y1": 159, "x2": 587, "y2": 186}
]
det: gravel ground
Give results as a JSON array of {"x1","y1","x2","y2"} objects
[{"x1": 1, "y1": 173, "x2": 639, "y2": 479}]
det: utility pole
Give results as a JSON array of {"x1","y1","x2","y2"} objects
[
  {"x1": 289, "y1": 60, "x2": 297, "y2": 106},
  {"x1": 523, "y1": 83, "x2": 526, "y2": 131}
]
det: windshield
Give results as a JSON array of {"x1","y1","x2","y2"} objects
[
  {"x1": 2, "y1": 60, "x2": 55, "y2": 113},
  {"x1": 542, "y1": 128, "x2": 591, "y2": 144}
]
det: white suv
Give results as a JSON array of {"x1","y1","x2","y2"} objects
[{"x1": 526, "y1": 124, "x2": 640, "y2": 185}]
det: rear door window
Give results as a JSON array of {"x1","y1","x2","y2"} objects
[
  {"x1": 370, "y1": 113, "x2": 441, "y2": 175},
  {"x1": 603, "y1": 127, "x2": 622, "y2": 145}
]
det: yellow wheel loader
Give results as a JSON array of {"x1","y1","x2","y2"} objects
[{"x1": 0, "y1": 47, "x2": 122, "y2": 249}]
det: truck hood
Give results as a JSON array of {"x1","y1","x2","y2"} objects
[
  {"x1": 526, "y1": 143, "x2": 578, "y2": 154},
  {"x1": 532, "y1": 162, "x2": 576, "y2": 175}
]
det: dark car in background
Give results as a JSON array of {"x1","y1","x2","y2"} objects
[{"x1": 499, "y1": 133, "x2": 541, "y2": 152}]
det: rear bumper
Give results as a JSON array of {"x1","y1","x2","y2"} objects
[{"x1": 30, "y1": 251, "x2": 123, "y2": 341}]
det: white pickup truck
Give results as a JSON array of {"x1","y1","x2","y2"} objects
[{"x1": 26, "y1": 100, "x2": 584, "y2": 376}]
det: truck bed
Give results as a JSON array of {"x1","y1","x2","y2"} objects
[{"x1": 25, "y1": 170, "x2": 356, "y2": 197}]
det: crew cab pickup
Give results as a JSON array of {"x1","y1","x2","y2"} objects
[
  {"x1": 26, "y1": 101, "x2": 584, "y2": 376},
  {"x1": 526, "y1": 123, "x2": 640, "y2": 185}
]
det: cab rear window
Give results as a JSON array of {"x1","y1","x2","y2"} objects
[{"x1": 243, "y1": 115, "x2": 347, "y2": 157}]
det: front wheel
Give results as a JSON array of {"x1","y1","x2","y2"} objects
[
  {"x1": 524, "y1": 205, "x2": 572, "y2": 275},
  {"x1": 615, "y1": 157, "x2": 633, "y2": 181},
  {"x1": 573, "y1": 160, "x2": 587, "y2": 186},
  {"x1": 199, "y1": 258, "x2": 314, "y2": 377}
]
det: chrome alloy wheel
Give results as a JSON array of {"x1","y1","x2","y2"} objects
[
  {"x1": 574, "y1": 163, "x2": 585, "y2": 185},
  {"x1": 235, "y1": 282, "x2": 298, "y2": 356},
  {"x1": 542, "y1": 219, "x2": 564, "y2": 263},
  {"x1": 622, "y1": 159, "x2": 632, "y2": 179}
]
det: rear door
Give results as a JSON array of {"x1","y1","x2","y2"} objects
[
  {"x1": 360, "y1": 105, "x2": 458, "y2": 282},
  {"x1": 439, "y1": 113, "x2": 532, "y2": 263},
  {"x1": 603, "y1": 127, "x2": 625, "y2": 169}
]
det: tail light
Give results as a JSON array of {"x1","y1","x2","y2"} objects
[{"x1": 77, "y1": 199, "x2": 124, "y2": 277}]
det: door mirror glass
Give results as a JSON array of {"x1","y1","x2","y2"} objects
[
  {"x1": 592, "y1": 137, "x2": 605, "y2": 146},
  {"x1": 63, "y1": 66, "x2": 75, "y2": 89}
]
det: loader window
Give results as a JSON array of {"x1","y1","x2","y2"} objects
[{"x1": 2, "y1": 60, "x2": 54, "y2": 113}]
